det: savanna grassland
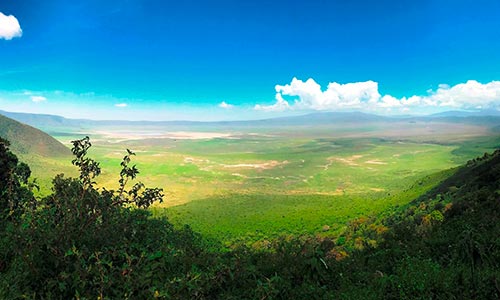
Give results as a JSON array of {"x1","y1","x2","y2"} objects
[
  {"x1": 29, "y1": 117, "x2": 499, "y2": 244},
  {"x1": 2, "y1": 113, "x2": 500, "y2": 299}
]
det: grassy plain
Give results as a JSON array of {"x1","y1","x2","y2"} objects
[{"x1": 28, "y1": 119, "x2": 500, "y2": 244}]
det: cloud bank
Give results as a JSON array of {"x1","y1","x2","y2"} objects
[
  {"x1": 218, "y1": 101, "x2": 234, "y2": 109},
  {"x1": 115, "y1": 103, "x2": 128, "y2": 107},
  {"x1": 0, "y1": 12, "x2": 22, "y2": 40},
  {"x1": 254, "y1": 78, "x2": 500, "y2": 112},
  {"x1": 31, "y1": 95, "x2": 47, "y2": 102}
]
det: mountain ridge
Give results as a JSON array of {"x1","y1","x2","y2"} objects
[
  {"x1": 2, "y1": 109, "x2": 500, "y2": 129},
  {"x1": 0, "y1": 113, "x2": 70, "y2": 158}
]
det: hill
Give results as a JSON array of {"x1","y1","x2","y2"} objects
[
  {"x1": 332, "y1": 148, "x2": 500, "y2": 299},
  {"x1": 0, "y1": 113, "x2": 70, "y2": 157},
  {"x1": 429, "y1": 109, "x2": 500, "y2": 117},
  {"x1": 2, "y1": 109, "x2": 500, "y2": 130},
  {"x1": 0, "y1": 109, "x2": 386, "y2": 128}
]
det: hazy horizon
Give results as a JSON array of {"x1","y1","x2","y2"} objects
[{"x1": 3, "y1": 107, "x2": 500, "y2": 123}]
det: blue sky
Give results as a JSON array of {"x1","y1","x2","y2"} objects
[{"x1": 1, "y1": 0, "x2": 500, "y2": 120}]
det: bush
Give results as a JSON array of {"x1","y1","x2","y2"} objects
[{"x1": 0, "y1": 137, "x2": 208, "y2": 299}]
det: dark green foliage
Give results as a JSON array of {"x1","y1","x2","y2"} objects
[
  {"x1": 0, "y1": 137, "x2": 185, "y2": 299},
  {"x1": 0, "y1": 136, "x2": 499, "y2": 299},
  {"x1": 333, "y1": 149, "x2": 500, "y2": 299},
  {"x1": 0, "y1": 137, "x2": 35, "y2": 221},
  {"x1": 70, "y1": 136, "x2": 101, "y2": 188}
]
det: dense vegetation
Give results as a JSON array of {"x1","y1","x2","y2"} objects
[{"x1": 0, "y1": 136, "x2": 498, "y2": 299}]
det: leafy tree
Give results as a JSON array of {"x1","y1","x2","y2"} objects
[
  {"x1": 0, "y1": 137, "x2": 195, "y2": 299},
  {"x1": 0, "y1": 137, "x2": 34, "y2": 222}
]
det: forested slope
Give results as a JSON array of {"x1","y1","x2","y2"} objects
[
  {"x1": 0, "y1": 136, "x2": 498, "y2": 299},
  {"x1": 334, "y1": 149, "x2": 500, "y2": 299}
]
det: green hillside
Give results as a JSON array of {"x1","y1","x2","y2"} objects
[
  {"x1": 1, "y1": 135, "x2": 498, "y2": 299},
  {"x1": 328, "y1": 149, "x2": 500, "y2": 299},
  {"x1": 0, "y1": 113, "x2": 70, "y2": 158}
]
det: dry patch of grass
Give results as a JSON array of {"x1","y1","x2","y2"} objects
[
  {"x1": 221, "y1": 160, "x2": 289, "y2": 170},
  {"x1": 96, "y1": 130, "x2": 236, "y2": 141},
  {"x1": 328, "y1": 155, "x2": 364, "y2": 167},
  {"x1": 365, "y1": 160, "x2": 388, "y2": 165}
]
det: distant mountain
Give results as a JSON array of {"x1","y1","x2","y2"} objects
[
  {"x1": 226, "y1": 111, "x2": 388, "y2": 126},
  {"x1": 0, "y1": 110, "x2": 86, "y2": 128},
  {"x1": 429, "y1": 109, "x2": 500, "y2": 117},
  {"x1": 0, "y1": 110, "x2": 388, "y2": 129},
  {"x1": 0, "y1": 113, "x2": 70, "y2": 157},
  {"x1": 1, "y1": 109, "x2": 500, "y2": 130}
]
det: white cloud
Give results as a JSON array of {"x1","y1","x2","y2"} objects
[
  {"x1": 431, "y1": 80, "x2": 500, "y2": 108},
  {"x1": 254, "y1": 93, "x2": 290, "y2": 111},
  {"x1": 0, "y1": 12, "x2": 22, "y2": 40},
  {"x1": 31, "y1": 95, "x2": 47, "y2": 102},
  {"x1": 268, "y1": 78, "x2": 381, "y2": 110},
  {"x1": 115, "y1": 103, "x2": 127, "y2": 107},
  {"x1": 218, "y1": 101, "x2": 234, "y2": 109},
  {"x1": 256, "y1": 78, "x2": 500, "y2": 112}
]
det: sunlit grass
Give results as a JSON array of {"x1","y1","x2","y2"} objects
[{"x1": 23, "y1": 127, "x2": 500, "y2": 243}]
